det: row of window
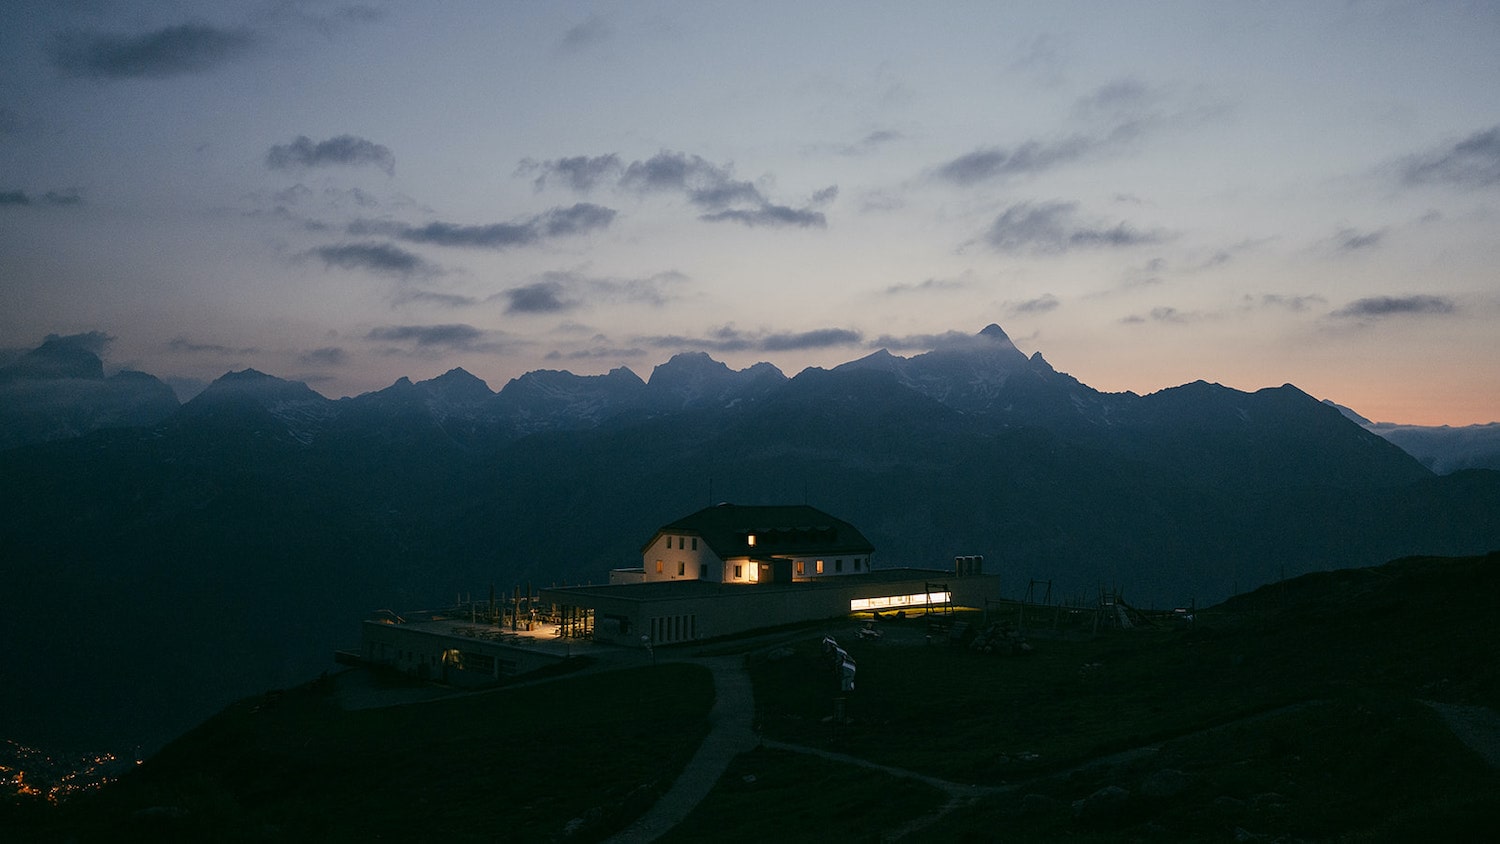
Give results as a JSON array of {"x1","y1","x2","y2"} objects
[
  {"x1": 655, "y1": 559, "x2": 709, "y2": 577},
  {"x1": 650, "y1": 556, "x2": 868, "y2": 580},
  {"x1": 650, "y1": 613, "x2": 696, "y2": 643},
  {"x1": 795, "y1": 557, "x2": 865, "y2": 575},
  {"x1": 664, "y1": 535, "x2": 699, "y2": 551}
]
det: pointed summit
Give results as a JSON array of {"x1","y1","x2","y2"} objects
[
  {"x1": 979, "y1": 323, "x2": 1012, "y2": 342},
  {"x1": 420, "y1": 368, "x2": 494, "y2": 403}
]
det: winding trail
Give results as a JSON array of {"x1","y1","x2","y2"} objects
[
  {"x1": 338, "y1": 650, "x2": 1500, "y2": 841},
  {"x1": 604, "y1": 657, "x2": 759, "y2": 843}
]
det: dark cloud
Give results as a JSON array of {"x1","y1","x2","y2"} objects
[
  {"x1": 503, "y1": 282, "x2": 576, "y2": 314},
  {"x1": 1399, "y1": 125, "x2": 1500, "y2": 189},
  {"x1": 983, "y1": 201, "x2": 1166, "y2": 253},
  {"x1": 619, "y1": 151, "x2": 728, "y2": 194},
  {"x1": 1255, "y1": 294, "x2": 1326, "y2": 312},
  {"x1": 641, "y1": 325, "x2": 862, "y2": 353},
  {"x1": 50, "y1": 23, "x2": 256, "y2": 79},
  {"x1": 885, "y1": 278, "x2": 967, "y2": 295},
  {"x1": 1009, "y1": 294, "x2": 1060, "y2": 315},
  {"x1": 689, "y1": 179, "x2": 765, "y2": 210},
  {"x1": 1119, "y1": 307, "x2": 1203, "y2": 325},
  {"x1": 1330, "y1": 295, "x2": 1457, "y2": 320},
  {"x1": 760, "y1": 328, "x2": 863, "y2": 351},
  {"x1": 497, "y1": 269, "x2": 685, "y2": 314},
  {"x1": 699, "y1": 204, "x2": 826, "y2": 228},
  {"x1": 935, "y1": 136, "x2": 1095, "y2": 185},
  {"x1": 868, "y1": 331, "x2": 974, "y2": 351},
  {"x1": 1333, "y1": 227, "x2": 1386, "y2": 252},
  {"x1": 0, "y1": 189, "x2": 83, "y2": 207},
  {"x1": 1072, "y1": 78, "x2": 1152, "y2": 121},
  {"x1": 560, "y1": 15, "x2": 612, "y2": 50},
  {"x1": 367, "y1": 203, "x2": 617, "y2": 249},
  {"x1": 44, "y1": 331, "x2": 113, "y2": 355},
  {"x1": 299, "y1": 347, "x2": 346, "y2": 366},
  {"x1": 935, "y1": 80, "x2": 1173, "y2": 187},
  {"x1": 267, "y1": 135, "x2": 395, "y2": 175},
  {"x1": 168, "y1": 337, "x2": 260, "y2": 355},
  {"x1": 531, "y1": 149, "x2": 831, "y2": 229},
  {"x1": 521, "y1": 154, "x2": 622, "y2": 192},
  {"x1": 308, "y1": 242, "x2": 429, "y2": 277},
  {"x1": 367, "y1": 324, "x2": 486, "y2": 349},
  {"x1": 540, "y1": 203, "x2": 617, "y2": 236},
  {"x1": 546, "y1": 344, "x2": 647, "y2": 361}
]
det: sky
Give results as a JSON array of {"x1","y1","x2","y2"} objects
[{"x1": 2, "y1": 1, "x2": 1498, "y2": 425}]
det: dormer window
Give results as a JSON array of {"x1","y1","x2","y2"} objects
[{"x1": 747, "y1": 534, "x2": 757, "y2": 547}]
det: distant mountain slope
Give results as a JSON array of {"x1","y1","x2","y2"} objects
[
  {"x1": 0, "y1": 336, "x2": 178, "y2": 450},
  {"x1": 2, "y1": 324, "x2": 1497, "y2": 756},
  {"x1": 1324, "y1": 399, "x2": 1500, "y2": 473}
]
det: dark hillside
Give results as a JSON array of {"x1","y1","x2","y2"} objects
[{"x1": 7, "y1": 552, "x2": 1497, "y2": 841}]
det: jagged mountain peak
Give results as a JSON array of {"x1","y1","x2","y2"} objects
[
  {"x1": 647, "y1": 351, "x2": 734, "y2": 383},
  {"x1": 645, "y1": 351, "x2": 787, "y2": 408},
  {"x1": 978, "y1": 322, "x2": 1012, "y2": 342},
  {"x1": 419, "y1": 367, "x2": 494, "y2": 401},
  {"x1": 193, "y1": 368, "x2": 326, "y2": 402},
  {"x1": 833, "y1": 323, "x2": 1038, "y2": 413},
  {"x1": 175, "y1": 369, "x2": 333, "y2": 444}
]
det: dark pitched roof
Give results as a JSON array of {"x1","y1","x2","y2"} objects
[{"x1": 645, "y1": 503, "x2": 875, "y2": 559}]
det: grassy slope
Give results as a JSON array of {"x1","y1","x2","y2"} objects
[
  {"x1": 7, "y1": 551, "x2": 1499, "y2": 841},
  {"x1": 9, "y1": 663, "x2": 713, "y2": 842},
  {"x1": 733, "y1": 551, "x2": 1500, "y2": 841}
]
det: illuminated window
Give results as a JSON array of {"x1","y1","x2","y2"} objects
[
  {"x1": 850, "y1": 591, "x2": 952, "y2": 611},
  {"x1": 816, "y1": 560, "x2": 824, "y2": 574},
  {"x1": 747, "y1": 534, "x2": 757, "y2": 547},
  {"x1": 655, "y1": 560, "x2": 663, "y2": 574},
  {"x1": 796, "y1": 561, "x2": 805, "y2": 575}
]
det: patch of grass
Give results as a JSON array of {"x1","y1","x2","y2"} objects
[
  {"x1": 40, "y1": 663, "x2": 713, "y2": 842},
  {"x1": 748, "y1": 624, "x2": 1304, "y2": 784},
  {"x1": 659, "y1": 746, "x2": 947, "y2": 844},
  {"x1": 927, "y1": 692, "x2": 1500, "y2": 841},
  {"x1": 12, "y1": 552, "x2": 1500, "y2": 841}
]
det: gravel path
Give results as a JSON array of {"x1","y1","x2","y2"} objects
[
  {"x1": 334, "y1": 652, "x2": 1500, "y2": 841},
  {"x1": 604, "y1": 656, "x2": 760, "y2": 843}
]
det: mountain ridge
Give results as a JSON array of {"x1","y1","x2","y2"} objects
[{"x1": 1, "y1": 324, "x2": 1496, "y2": 754}]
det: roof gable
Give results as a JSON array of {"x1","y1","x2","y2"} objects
[{"x1": 645, "y1": 503, "x2": 875, "y2": 559}]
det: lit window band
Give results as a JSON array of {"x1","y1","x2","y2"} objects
[{"x1": 850, "y1": 591, "x2": 951, "y2": 611}]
